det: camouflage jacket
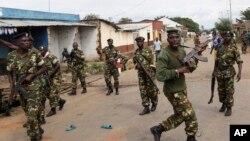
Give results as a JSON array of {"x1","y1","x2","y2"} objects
[
  {"x1": 71, "y1": 48, "x2": 85, "y2": 69},
  {"x1": 102, "y1": 46, "x2": 119, "y2": 66},
  {"x1": 133, "y1": 47, "x2": 155, "y2": 77},
  {"x1": 214, "y1": 41, "x2": 243, "y2": 78},
  {"x1": 241, "y1": 33, "x2": 248, "y2": 44},
  {"x1": 43, "y1": 52, "x2": 62, "y2": 80},
  {"x1": 6, "y1": 48, "x2": 44, "y2": 90}
]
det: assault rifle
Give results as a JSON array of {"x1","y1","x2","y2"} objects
[
  {"x1": 11, "y1": 75, "x2": 29, "y2": 103},
  {"x1": 134, "y1": 57, "x2": 160, "y2": 94},
  {"x1": 182, "y1": 39, "x2": 211, "y2": 68}
]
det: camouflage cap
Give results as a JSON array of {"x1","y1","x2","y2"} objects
[
  {"x1": 135, "y1": 36, "x2": 145, "y2": 42},
  {"x1": 107, "y1": 38, "x2": 113, "y2": 42},
  {"x1": 13, "y1": 32, "x2": 29, "y2": 40}
]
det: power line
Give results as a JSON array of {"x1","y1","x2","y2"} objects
[{"x1": 111, "y1": 0, "x2": 147, "y2": 19}]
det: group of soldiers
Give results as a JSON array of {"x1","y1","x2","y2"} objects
[{"x1": 1, "y1": 27, "x2": 244, "y2": 141}]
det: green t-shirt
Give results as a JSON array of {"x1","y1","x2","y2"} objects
[{"x1": 156, "y1": 46, "x2": 187, "y2": 94}]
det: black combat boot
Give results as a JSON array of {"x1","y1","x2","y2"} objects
[
  {"x1": 150, "y1": 124, "x2": 165, "y2": 141},
  {"x1": 23, "y1": 122, "x2": 28, "y2": 128},
  {"x1": 139, "y1": 106, "x2": 150, "y2": 115},
  {"x1": 219, "y1": 103, "x2": 226, "y2": 112},
  {"x1": 68, "y1": 88, "x2": 76, "y2": 95},
  {"x1": 30, "y1": 137, "x2": 39, "y2": 141},
  {"x1": 187, "y1": 135, "x2": 197, "y2": 141},
  {"x1": 41, "y1": 116, "x2": 46, "y2": 125},
  {"x1": 46, "y1": 108, "x2": 56, "y2": 117},
  {"x1": 81, "y1": 87, "x2": 87, "y2": 94},
  {"x1": 115, "y1": 87, "x2": 119, "y2": 95},
  {"x1": 225, "y1": 107, "x2": 232, "y2": 116},
  {"x1": 151, "y1": 103, "x2": 157, "y2": 112},
  {"x1": 106, "y1": 86, "x2": 113, "y2": 95},
  {"x1": 58, "y1": 99, "x2": 66, "y2": 110}
]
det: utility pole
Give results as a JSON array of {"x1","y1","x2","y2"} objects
[
  {"x1": 48, "y1": 0, "x2": 51, "y2": 12},
  {"x1": 229, "y1": 0, "x2": 232, "y2": 24}
]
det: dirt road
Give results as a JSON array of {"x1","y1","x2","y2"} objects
[{"x1": 1, "y1": 38, "x2": 250, "y2": 141}]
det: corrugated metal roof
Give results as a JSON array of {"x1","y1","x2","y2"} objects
[
  {"x1": 0, "y1": 19, "x2": 95, "y2": 27},
  {"x1": 117, "y1": 23, "x2": 151, "y2": 31}
]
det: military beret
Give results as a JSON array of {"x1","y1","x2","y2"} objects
[
  {"x1": 223, "y1": 31, "x2": 234, "y2": 37},
  {"x1": 13, "y1": 32, "x2": 29, "y2": 40},
  {"x1": 38, "y1": 46, "x2": 48, "y2": 51},
  {"x1": 135, "y1": 36, "x2": 145, "y2": 41},
  {"x1": 167, "y1": 29, "x2": 180, "y2": 36},
  {"x1": 107, "y1": 38, "x2": 113, "y2": 42}
]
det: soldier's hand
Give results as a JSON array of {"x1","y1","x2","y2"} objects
[
  {"x1": 236, "y1": 73, "x2": 241, "y2": 82},
  {"x1": 177, "y1": 66, "x2": 190, "y2": 73}
]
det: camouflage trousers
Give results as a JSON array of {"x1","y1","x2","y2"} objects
[
  {"x1": 161, "y1": 90, "x2": 198, "y2": 136},
  {"x1": 242, "y1": 44, "x2": 247, "y2": 54},
  {"x1": 26, "y1": 89, "x2": 43, "y2": 139},
  {"x1": 47, "y1": 78, "x2": 62, "y2": 108},
  {"x1": 217, "y1": 77, "x2": 234, "y2": 107},
  {"x1": 72, "y1": 67, "x2": 86, "y2": 89},
  {"x1": 104, "y1": 65, "x2": 119, "y2": 88},
  {"x1": 138, "y1": 75, "x2": 158, "y2": 107}
]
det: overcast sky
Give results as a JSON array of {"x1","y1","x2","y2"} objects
[{"x1": 0, "y1": 0, "x2": 249, "y2": 29}]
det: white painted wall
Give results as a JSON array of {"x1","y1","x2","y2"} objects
[
  {"x1": 79, "y1": 26, "x2": 98, "y2": 61},
  {"x1": 47, "y1": 26, "x2": 98, "y2": 61}
]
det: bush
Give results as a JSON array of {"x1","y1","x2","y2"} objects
[{"x1": 85, "y1": 61, "x2": 104, "y2": 76}]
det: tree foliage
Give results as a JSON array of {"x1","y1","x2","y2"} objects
[
  {"x1": 170, "y1": 17, "x2": 199, "y2": 32},
  {"x1": 83, "y1": 13, "x2": 100, "y2": 20},
  {"x1": 119, "y1": 17, "x2": 133, "y2": 23},
  {"x1": 215, "y1": 18, "x2": 232, "y2": 33},
  {"x1": 154, "y1": 15, "x2": 166, "y2": 20},
  {"x1": 240, "y1": 7, "x2": 250, "y2": 20}
]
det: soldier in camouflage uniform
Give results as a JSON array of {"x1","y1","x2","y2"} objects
[
  {"x1": 96, "y1": 38, "x2": 120, "y2": 95},
  {"x1": 7, "y1": 33, "x2": 46, "y2": 141},
  {"x1": 133, "y1": 36, "x2": 158, "y2": 116},
  {"x1": 150, "y1": 29, "x2": 206, "y2": 141},
  {"x1": 241, "y1": 31, "x2": 248, "y2": 54},
  {"x1": 214, "y1": 31, "x2": 243, "y2": 117},
  {"x1": 39, "y1": 46, "x2": 66, "y2": 117},
  {"x1": 68, "y1": 42, "x2": 87, "y2": 95},
  {"x1": 193, "y1": 33, "x2": 200, "y2": 48}
]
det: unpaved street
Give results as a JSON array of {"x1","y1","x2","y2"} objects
[{"x1": 1, "y1": 39, "x2": 250, "y2": 141}]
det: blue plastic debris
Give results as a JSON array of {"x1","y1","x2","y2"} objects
[{"x1": 66, "y1": 124, "x2": 77, "y2": 131}]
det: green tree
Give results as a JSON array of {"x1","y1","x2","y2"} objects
[
  {"x1": 119, "y1": 17, "x2": 133, "y2": 23},
  {"x1": 215, "y1": 18, "x2": 232, "y2": 33},
  {"x1": 240, "y1": 7, "x2": 250, "y2": 20},
  {"x1": 83, "y1": 13, "x2": 100, "y2": 20},
  {"x1": 154, "y1": 15, "x2": 166, "y2": 20},
  {"x1": 170, "y1": 17, "x2": 199, "y2": 32}
]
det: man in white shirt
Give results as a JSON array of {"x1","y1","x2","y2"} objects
[{"x1": 153, "y1": 37, "x2": 162, "y2": 61}]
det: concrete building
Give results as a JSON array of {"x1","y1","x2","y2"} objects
[{"x1": 0, "y1": 7, "x2": 97, "y2": 62}]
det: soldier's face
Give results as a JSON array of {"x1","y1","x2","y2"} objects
[
  {"x1": 73, "y1": 43, "x2": 78, "y2": 50},
  {"x1": 168, "y1": 34, "x2": 180, "y2": 47},
  {"x1": 136, "y1": 40, "x2": 144, "y2": 47},
  {"x1": 17, "y1": 37, "x2": 30, "y2": 50},
  {"x1": 108, "y1": 41, "x2": 113, "y2": 46},
  {"x1": 223, "y1": 34, "x2": 232, "y2": 42}
]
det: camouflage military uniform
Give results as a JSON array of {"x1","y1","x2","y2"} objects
[
  {"x1": 133, "y1": 47, "x2": 158, "y2": 109},
  {"x1": 102, "y1": 45, "x2": 120, "y2": 91},
  {"x1": 7, "y1": 49, "x2": 44, "y2": 139},
  {"x1": 214, "y1": 41, "x2": 243, "y2": 108},
  {"x1": 193, "y1": 35, "x2": 200, "y2": 48},
  {"x1": 241, "y1": 33, "x2": 248, "y2": 54},
  {"x1": 156, "y1": 46, "x2": 198, "y2": 136},
  {"x1": 43, "y1": 52, "x2": 63, "y2": 108},
  {"x1": 71, "y1": 48, "x2": 86, "y2": 91}
]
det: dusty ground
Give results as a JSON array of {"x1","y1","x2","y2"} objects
[{"x1": 0, "y1": 38, "x2": 250, "y2": 141}]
